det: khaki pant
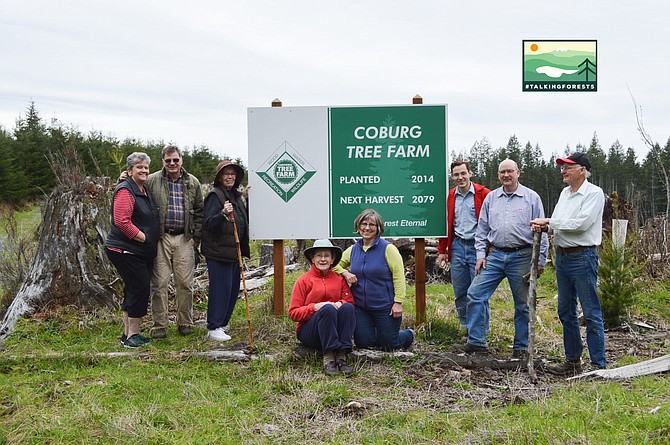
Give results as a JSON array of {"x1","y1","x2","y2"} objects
[{"x1": 151, "y1": 233, "x2": 194, "y2": 329}]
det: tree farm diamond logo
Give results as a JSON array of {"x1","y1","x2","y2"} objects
[
  {"x1": 523, "y1": 40, "x2": 597, "y2": 92},
  {"x1": 256, "y1": 141, "x2": 316, "y2": 202}
]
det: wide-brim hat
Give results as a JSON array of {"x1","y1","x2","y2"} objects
[
  {"x1": 303, "y1": 239, "x2": 342, "y2": 266},
  {"x1": 214, "y1": 160, "x2": 245, "y2": 188},
  {"x1": 556, "y1": 152, "x2": 591, "y2": 171}
]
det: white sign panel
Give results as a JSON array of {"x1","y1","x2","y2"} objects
[{"x1": 248, "y1": 107, "x2": 330, "y2": 239}]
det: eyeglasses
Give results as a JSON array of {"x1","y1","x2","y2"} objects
[
  {"x1": 360, "y1": 222, "x2": 377, "y2": 228},
  {"x1": 163, "y1": 158, "x2": 181, "y2": 164},
  {"x1": 560, "y1": 165, "x2": 580, "y2": 171}
]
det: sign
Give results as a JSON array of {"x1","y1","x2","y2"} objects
[
  {"x1": 247, "y1": 105, "x2": 448, "y2": 240},
  {"x1": 523, "y1": 40, "x2": 597, "y2": 92},
  {"x1": 329, "y1": 106, "x2": 447, "y2": 237}
]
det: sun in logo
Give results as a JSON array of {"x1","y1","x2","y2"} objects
[{"x1": 530, "y1": 43, "x2": 538, "y2": 52}]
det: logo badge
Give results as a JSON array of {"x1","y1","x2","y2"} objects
[
  {"x1": 523, "y1": 40, "x2": 597, "y2": 92},
  {"x1": 256, "y1": 141, "x2": 316, "y2": 202}
]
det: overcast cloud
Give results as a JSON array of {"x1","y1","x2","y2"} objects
[{"x1": 1, "y1": 1, "x2": 668, "y2": 165}]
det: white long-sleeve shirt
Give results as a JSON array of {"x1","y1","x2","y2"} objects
[{"x1": 549, "y1": 180, "x2": 605, "y2": 248}]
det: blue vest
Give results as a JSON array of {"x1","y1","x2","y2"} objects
[{"x1": 350, "y1": 237, "x2": 395, "y2": 310}]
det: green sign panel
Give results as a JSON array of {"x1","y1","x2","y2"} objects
[{"x1": 329, "y1": 105, "x2": 447, "y2": 237}]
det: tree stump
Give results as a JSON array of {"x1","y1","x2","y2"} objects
[{"x1": 0, "y1": 177, "x2": 119, "y2": 341}]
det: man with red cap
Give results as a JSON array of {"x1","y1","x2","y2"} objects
[{"x1": 531, "y1": 152, "x2": 606, "y2": 375}]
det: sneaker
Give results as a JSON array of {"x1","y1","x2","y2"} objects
[
  {"x1": 136, "y1": 333, "x2": 152, "y2": 344},
  {"x1": 222, "y1": 325, "x2": 230, "y2": 333},
  {"x1": 452, "y1": 342, "x2": 489, "y2": 354},
  {"x1": 545, "y1": 359, "x2": 582, "y2": 376},
  {"x1": 511, "y1": 349, "x2": 529, "y2": 360},
  {"x1": 336, "y1": 359, "x2": 354, "y2": 377},
  {"x1": 123, "y1": 333, "x2": 149, "y2": 348},
  {"x1": 151, "y1": 328, "x2": 167, "y2": 339},
  {"x1": 178, "y1": 325, "x2": 194, "y2": 336},
  {"x1": 323, "y1": 361, "x2": 339, "y2": 376},
  {"x1": 208, "y1": 327, "x2": 231, "y2": 342}
]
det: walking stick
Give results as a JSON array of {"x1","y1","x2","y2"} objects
[
  {"x1": 527, "y1": 231, "x2": 542, "y2": 383},
  {"x1": 229, "y1": 211, "x2": 254, "y2": 350}
]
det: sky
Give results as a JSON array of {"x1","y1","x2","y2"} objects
[{"x1": 1, "y1": 1, "x2": 668, "y2": 166}]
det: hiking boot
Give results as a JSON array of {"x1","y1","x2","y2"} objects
[
  {"x1": 452, "y1": 342, "x2": 489, "y2": 354},
  {"x1": 336, "y1": 359, "x2": 354, "y2": 377},
  {"x1": 208, "y1": 327, "x2": 231, "y2": 342},
  {"x1": 323, "y1": 361, "x2": 339, "y2": 376},
  {"x1": 123, "y1": 334, "x2": 149, "y2": 348},
  {"x1": 151, "y1": 328, "x2": 167, "y2": 339},
  {"x1": 511, "y1": 349, "x2": 529, "y2": 360},
  {"x1": 178, "y1": 325, "x2": 194, "y2": 336},
  {"x1": 546, "y1": 359, "x2": 582, "y2": 376}
]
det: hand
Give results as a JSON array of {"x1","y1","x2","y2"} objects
[
  {"x1": 343, "y1": 271, "x2": 357, "y2": 285},
  {"x1": 530, "y1": 218, "x2": 550, "y2": 232},
  {"x1": 475, "y1": 258, "x2": 486, "y2": 275},
  {"x1": 390, "y1": 302, "x2": 403, "y2": 318},
  {"x1": 223, "y1": 201, "x2": 234, "y2": 215},
  {"x1": 437, "y1": 253, "x2": 447, "y2": 268}
]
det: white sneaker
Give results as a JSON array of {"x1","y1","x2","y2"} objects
[
  {"x1": 222, "y1": 325, "x2": 230, "y2": 333},
  {"x1": 208, "y1": 327, "x2": 231, "y2": 342}
]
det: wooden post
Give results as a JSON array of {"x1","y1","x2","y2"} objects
[
  {"x1": 527, "y1": 231, "x2": 542, "y2": 383},
  {"x1": 271, "y1": 98, "x2": 285, "y2": 316},
  {"x1": 412, "y1": 94, "x2": 426, "y2": 326}
]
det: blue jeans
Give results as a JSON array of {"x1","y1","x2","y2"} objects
[
  {"x1": 450, "y1": 237, "x2": 486, "y2": 328},
  {"x1": 555, "y1": 247, "x2": 606, "y2": 368},
  {"x1": 466, "y1": 247, "x2": 531, "y2": 350},
  {"x1": 206, "y1": 259, "x2": 240, "y2": 330},
  {"x1": 297, "y1": 303, "x2": 355, "y2": 353},
  {"x1": 354, "y1": 306, "x2": 414, "y2": 351}
]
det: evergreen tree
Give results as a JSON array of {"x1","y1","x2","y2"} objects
[{"x1": 13, "y1": 102, "x2": 54, "y2": 198}]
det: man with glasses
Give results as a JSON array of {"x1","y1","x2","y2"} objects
[
  {"x1": 455, "y1": 159, "x2": 548, "y2": 359},
  {"x1": 531, "y1": 152, "x2": 606, "y2": 375},
  {"x1": 145, "y1": 145, "x2": 204, "y2": 338},
  {"x1": 437, "y1": 161, "x2": 490, "y2": 332}
]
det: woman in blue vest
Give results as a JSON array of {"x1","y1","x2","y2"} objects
[
  {"x1": 106, "y1": 152, "x2": 159, "y2": 348},
  {"x1": 334, "y1": 209, "x2": 414, "y2": 350}
]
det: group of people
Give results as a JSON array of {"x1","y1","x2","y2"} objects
[
  {"x1": 105, "y1": 147, "x2": 249, "y2": 348},
  {"x1": 289, "y1": 209, "x2": 415, "y2": 376},
  {"x1": 438, "y1": 154, "x2": 606, "y2": 375},
  {"x1": 105, "y1": 147, "x2": 606, "y2": 378}
]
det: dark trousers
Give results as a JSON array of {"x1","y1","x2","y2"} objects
[
  {"x1": 106, "y1": 249, "x2": 153, "y2": 318},
  {"x1": 206, "y1": 258, "x2": 240, "y2": 330},
  {"x1": 297, "y1": 303, "x2": 355, "y2": 353}
]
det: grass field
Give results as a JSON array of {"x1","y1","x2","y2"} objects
[{"x1": 1, "y1": 265, "x2": 669, "y2": 444}]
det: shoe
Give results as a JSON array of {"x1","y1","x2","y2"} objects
[
  {"x1": 151, "y1": 328, "x2": 167, "y2": 339},
  {"x1": 511, "y1": 349, "x2": 529, "y2": 360},
  {"x1": 452, "y1": 342, "x2": 488, "y2": 354},
  {"x1": 336, "y1": 359, "x2": 354, "y2": 377},
  {"x1": 120, "y1": 334, "x2": 127, "y2": 346},
  {"x1": 208, "y1": 327, "x2": 231, "y2": 342},
  {"x1": 546, "y1": 359, "x2": 582, "y2": 376},
  {"x1": 123, "y1": 334, "x2": 149, "y2": 348},
  {"x1": 222, "y1": 325, "x2": 230, "y2": 333},
  {"x1": 323, "y1": 361, "x2": 339, "y2": 376},
  {"x1": 136, "y1": 333, "x2": 152, "y2": 344},
  {"x1": 178, "y1": 325, "x2": 194, "y2": 336}
]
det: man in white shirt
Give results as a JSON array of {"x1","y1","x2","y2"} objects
[{"x1": 531, "y1": 152, "x2": 606, "y2": 375}]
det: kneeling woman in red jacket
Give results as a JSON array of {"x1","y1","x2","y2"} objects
[{"x1": 289, "y1": 240, "x2": 356, "y2": 377}]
